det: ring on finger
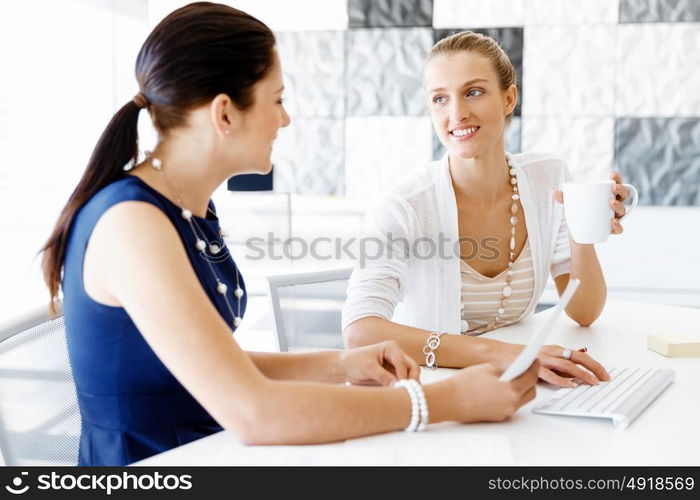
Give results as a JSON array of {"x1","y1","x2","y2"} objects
[{"x1": 562, "y1": 348, "x2": 572, "y2": 360}]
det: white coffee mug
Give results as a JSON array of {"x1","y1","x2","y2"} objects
[{"x1": 563, "y1": 180, "x2": 639, "y2": 244}]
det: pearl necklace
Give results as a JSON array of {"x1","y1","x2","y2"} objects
[
  {"x1": 150, "y1": 157, "x2": 244, "y2": 329},
  {"x1": 485, "y1": 152, "x2": 520, "y2": 331},
  {"x1": 462, "y1": 153, "x2": 520, "y2": 335}
]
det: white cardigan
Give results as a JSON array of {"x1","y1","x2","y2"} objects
[{"x1": 341, "y1": 152, "x2": 572, "y2": 334}]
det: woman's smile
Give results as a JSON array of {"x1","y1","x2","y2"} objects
[{"x1": 450, "y1": 125, "x2": 480, "y2": 141}]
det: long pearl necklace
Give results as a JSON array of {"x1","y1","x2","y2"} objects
[
  {"x1": 150, "y1": 157, "x2": 244, "y2": 329},
  {"x1": 484, "y1": 152, "x2": 520, "y2": 331}
]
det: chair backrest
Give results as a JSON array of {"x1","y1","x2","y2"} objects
[
  {"x1": 0, "y1": 304, "x2": 81, "y2": 466},
  {"x1": 266, "y1": 268, "x2": 352, "y2": 352}
]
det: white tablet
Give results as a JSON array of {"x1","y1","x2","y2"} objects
[{"x1": 499, "y1": 278, "x2": 580, "y2": 382}]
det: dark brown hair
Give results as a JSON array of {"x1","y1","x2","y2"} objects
[{"x1": 41, "y1": 2, "x2": 275, "y2": 311}]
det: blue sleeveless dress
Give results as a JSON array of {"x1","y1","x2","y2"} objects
[{"x1": 62, "y1": 175, "x2": 246, "y2": 466}]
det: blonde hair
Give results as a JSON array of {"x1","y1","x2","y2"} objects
[{"x1": 428, "y1": 31, "x2": 517, "y2": 121}]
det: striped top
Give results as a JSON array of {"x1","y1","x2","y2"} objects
[{"x1": 460, "y1": 239, "x2": 535, "y2": 335}]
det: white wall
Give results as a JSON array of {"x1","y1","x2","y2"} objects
[
  {"x1": 0, "y1": 0, "x2": 697, "y2": 322},
  {"x1": 0, "y1": 1, "x2": 151, "y2": 319}
]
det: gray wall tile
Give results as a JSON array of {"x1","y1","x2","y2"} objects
[
  {"x1": 433, "y1": 117, "x2": 522, "y2": 160},
  {"x1": 620, "y1": 0, "x2": 700, "y2": 22},
  {"x1": 615, "y1": 118, "x2": 700, "y2": 206},
  {"x1": 434, "y1": 28, "x2": 523, "y2": 117},
  {"x1": 506, "y1": 117, "x2": 522, "y2": 154},
  {"x1": 272, "y1": 118, "x2": 345, "y2": 195},
  {"x1": 276, "y1": 31, "x2": 345, "y2": 118},
  {"x1": 349, "y1": 0, "x2": 433, "y2": 28},
  {"x1": 346, "y1": 28, "x2": 433, "y2": 116}
]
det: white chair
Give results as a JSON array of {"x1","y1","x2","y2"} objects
[
  {"x1": 0, "y1": 303, "x2": 81, "y2": 465},
  {"x1": 266, "y1": 268, "x2": 352, "y2": 352}
]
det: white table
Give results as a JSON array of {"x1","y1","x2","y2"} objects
[{"x1": 135, "y1": 299, "x2": 700, "y2": 466}]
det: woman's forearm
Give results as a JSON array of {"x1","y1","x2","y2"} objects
[
  {"x1": 248, "y1": 351, "x2": 345, "y2": 383},
  {"x1": 343, "y1": 316, "x2": 504, "y2": 368},
  {"x1": 238, "y1": 378, "x2": 453, "y2": 445},
  {"x1": 557, "y1": 237, "x2": 607, "y2": 326}
]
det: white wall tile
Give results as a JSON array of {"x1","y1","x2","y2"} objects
[
  {"x1": 277, "y1": 31, "x2": 345, "y2": 118},
  {"x1": 523, "y1": 26, "x2": 616, "y2": 117},
  {"x1": 616, "y1": 24, "x2": 700, "y2": 117},
  {"x1": 234, "y1": 0, "x2": 349, "y2": 31},
  {"x1": 521, "y1": 117, "x2": 614, "y2": 181},
  {"x1": 149, "y1": 0, "x2": 348, "y2": 31},
  {"x1": 272, "y1": 118, "x2": 345, "y2": 195},
  {"x1": 433, "y1": 0, "x2": 525, "y2": 28},
  {"x1": 524, "y1": 0, "x2": 619, "y2": 25},
  {"x1": 345, "y1": 117, "x2": 433, "y2": 199}
]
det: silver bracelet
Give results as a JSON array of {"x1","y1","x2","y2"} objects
[{"x1": 423, "y1": 331, "x2": 446, "y2": 369}]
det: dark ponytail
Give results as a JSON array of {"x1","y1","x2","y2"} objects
[
  {"x1": 41, "y1": 2, "x2": 275, "y2": 311},
  {"x1": 41, "y1": 100, "x2": 142, "y2": 311}
]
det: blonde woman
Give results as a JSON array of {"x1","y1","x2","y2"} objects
[{"x1": 343, "y1": 31, "x2": 631, "y2": 387}]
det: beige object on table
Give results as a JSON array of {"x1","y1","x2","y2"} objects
[{"x1": 647, "y1": 333, "x2": 700, "y2": 357}]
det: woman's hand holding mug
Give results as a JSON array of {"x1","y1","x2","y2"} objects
[{"x1": 553, "y1": 172, "x2": 638, "y2": 244}]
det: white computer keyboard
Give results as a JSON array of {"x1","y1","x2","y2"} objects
[{"x1": 533, "y1": 367, "x2": 675, "y2": 429}]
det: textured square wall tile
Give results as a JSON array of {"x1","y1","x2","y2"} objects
[
  {"x1": 276, "y1": 32, "x2": 345, "y2": 118},
  {"x1": 346, "y1": 28, "x2": 433, "y2": 116},
  {"x1": 272, "y1": 119, "x2": 345, "y2": 195},
  {"x1": 524, "y1": 0, "x2": 619, "y2": 25},
  {"x1": 616, "y1": 24, "x2": 700, "y2": 117},
  {"x1": 434, "y1": 28, "x2": 523, "y2": 117},
  {"x1": 620, "y1": 0, "x2": 700, "y2": 22},
  {"x1": 345, "y1": 117, "x2": 433, "y2": 199},
  {"x1": 232, "y1": 0, "x2": 348, "y2": 31},
  {"x1": 348, "y1": 0, "x2": 433, "y2": 28},
  {"x1": 615, "y1": 118, "x2": 700, "y2": 206},
  {"x1": 150, "y1": 1, "x2": 349, "y2": 30},
  {"x1": 432, "y1": 117, "x2": 522, "y2": 160},
  {"x1": 505, "y1": 117, "x2": 522, "y2": 155},
  {"x1": 432, "y1": 133, "x2": 443, "y2": 161},
  {"x1": 523, "y1": 26, "x2": 615, "y2": 117},
  {"x1": 521, "y1": 117, "x2": 615, "y2": 181},
  {"x1": 433, "y1": 0, "x2": 525, "y2": 28}
]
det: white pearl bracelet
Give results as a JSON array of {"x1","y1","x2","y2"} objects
[
  {"x1": 423, "y1": 331, "x2": 446, "y2": 369},
  {"x1": 393, "y1": 379, "x2": 429, "y2": 432}
]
